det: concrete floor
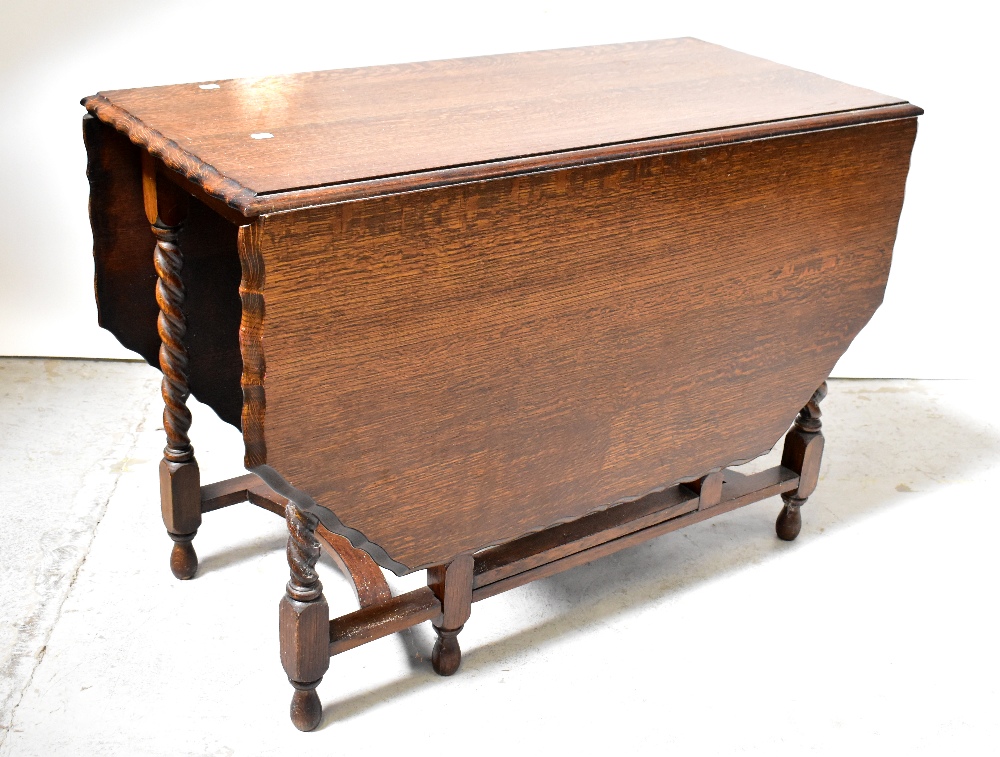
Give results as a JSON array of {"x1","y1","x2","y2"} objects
[{"x1": 1, "y1": 358, "x2": 998, "y2": 755}]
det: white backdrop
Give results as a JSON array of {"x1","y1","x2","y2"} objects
[{"x1": 1, "y1": 0, "x2": 994, "y2": 377}]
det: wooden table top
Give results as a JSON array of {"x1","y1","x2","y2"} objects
[{"x1": 82, "y1": 38, "x2": 920, "y2": 215}]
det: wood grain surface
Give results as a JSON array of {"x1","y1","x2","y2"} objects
[
  {"x1": 85, "y1": 116, "x2": 244, "y2": 428},
  {"x1": 84, "y1": 115, "x2": 159, "y2": 364},
  {"x1": 245, "y1": 118, "x2": 917, "y2": 573},
  {"x1": 83, "y1": 39, "x2": 913, "y2": 207}
]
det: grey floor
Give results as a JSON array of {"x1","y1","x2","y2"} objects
[{"x1": 1, "y1": 358, "x2": 998, "y2": 755}]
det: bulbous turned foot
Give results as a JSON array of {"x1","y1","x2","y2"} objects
[
  {"x1": 432, "y1": 626, "x2": 463, "y2": 676},
  {"x1": 169, "y1": 532, "x2": 198, "y2": 579},
  {"x1": 776, "y1": 495, "x2": 805, "y2": 541},
  {"x1": 289, "y1": 679, "x2": 323, "y2": 731}
]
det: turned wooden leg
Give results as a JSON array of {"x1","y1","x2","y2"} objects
[
  {"x1": 280, "y1": 503, "x2": 330, "y2": 732},
  {"x1": 427, "y1": 554, "x2": 474, "y2": 676},
  {"x1": 143, "y1": 154, "x2": 200, "y2": 579},
  {"x1": 777, "y1": 381, "x2": 827, "y2": 541}
]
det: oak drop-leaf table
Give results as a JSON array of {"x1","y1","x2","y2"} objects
[{"x1": 81, "y1": 38, "x2": 920, "y2": 731}]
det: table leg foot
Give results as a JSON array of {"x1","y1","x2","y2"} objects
[
  {"x1": 776, "y1": 494, "x2": 805, "y2": 541},
  {"x1": 159, "y1": 441, "x2": 201, "y2": 582},
  {"x1": 168, "y1": 531, "x2": 198, "y2": 579},
  {"x1": 428, "y1": 554, "x2": 473, "y2": 677},
  {"x1": 432, "y1": 626, "x2": 464, "y2": 676},
  {"x1": 778, "y1": 381, "x2": 827, "y2": 543},
  {"x1": 289, "y1": 678, "x2": 323, "y2": 732}
]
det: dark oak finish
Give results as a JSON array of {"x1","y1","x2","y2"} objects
[
  {"x1": 191, "y1": 470, "x2": 400, "y2": 728},
  {"x1": 83, "y1": 115, "x2": 159, "y2": 363},
  {"x1": 84, "y1": 117, "x2": 245, "y2": 429},
  {"x1": 144, "y1": 157, "x2": 201, "y2": 580},
  {"x1": 474, "y1": 487, "x2": 699, "y2": 588},
  {"x1": 777, "y1": 382, "x2": 828, "y2": 540},
  {"x1": 472, "y1": 466, "x2": 800, "y2": 603},
  {"x1": 237, "y1": 224, "x2": 266, "y2": 466},
  {"x1": 329, "y1": 587, "x2": 441, "y2": 657},
  {"x1": 321, "y1": 464, "x2": 799, "y2": 653},
  {"x1": 250, "y1": 118, "x2": 916, "y2": 572},
  {"x1": 428, "y1": 555, "x2": 474, "y2": 676},
  {"x1": 247, "y1": 104, "x2": 920, "y2": 215},
  {"x1": 689, "y1": 471, "x2": 726, "y2": 510},
  {"x1": 280, "y1": 502, "x2": 328, "y2": 732},
  {"x1": 199, "y1": 473, "x2": 393, "y2": 607},
  {"x1": 82, "y1": 39, "x2": 920, "y2": 732},
  {"x1": 316, "y1": 525, "x2": 392, "y2": 609},
  {"x1": 200, "y1": 473, "x2": 267, "y2": 513},
  {"x1": 82, "y1": 39, "x2": 915, "y2": 214}
]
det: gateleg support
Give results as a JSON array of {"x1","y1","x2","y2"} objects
[
  {"x1": 427, "y1": 554, "x2": 474, "y2": 676},
  {"x1": 689, "y1": 470, "x2": 725, "y2": 510},
  {"x1": 777, "y1": 381, "x2": 827, "y2": 541}
]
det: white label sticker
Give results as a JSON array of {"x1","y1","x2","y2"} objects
[
  {"x1": 198, "y1": 83, "x2": 221, "y2": 90},
  {"x1": 250, "y1": 133, "x2": 274, "y2": 140}
]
